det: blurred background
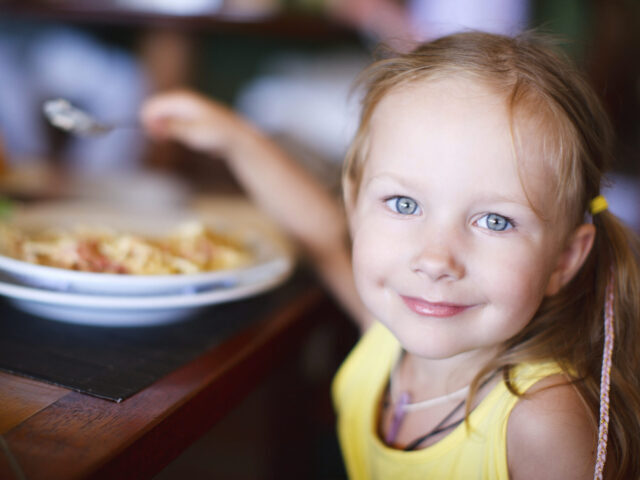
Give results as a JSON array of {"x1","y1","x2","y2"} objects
[{"x1": 0, "y1": 0, "x2": 637, "y2": 478}]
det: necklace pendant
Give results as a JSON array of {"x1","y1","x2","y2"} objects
[{"x1": 386, "y1": 391, "x2": 411, "y2": 445}]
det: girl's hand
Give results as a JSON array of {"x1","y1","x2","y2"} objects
[{"x1": 140, "y1": 89, "x2": 247, "y2": 156}]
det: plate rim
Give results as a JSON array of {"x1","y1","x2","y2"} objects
[
  {"x1": 0, "y1": 199, "x2": 294, "y2": 295},
  {"x1": 0, "y1": 256, "x2": 293, "y2": 310}
]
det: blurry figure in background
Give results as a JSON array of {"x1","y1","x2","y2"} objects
[
  {"x1": 326, "y1": 0, "x2": 529, "y2": 51},
  {"x1": 235, "y1": 0, "x2": 530, "y2": 189},
  {"x1": 0, "y1": 23, "x2": 149, "y2": 174},
  {"x1": 235, "y1": 52, "x2": 368, "y2": 188}
]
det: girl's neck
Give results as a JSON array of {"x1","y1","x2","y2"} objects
[{"x1": 398, "y1": 347, "x2": 499, "y2": 398}]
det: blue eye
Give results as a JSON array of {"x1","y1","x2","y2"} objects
[
  {"x1": 385, "y1": 196, "x2": 420, "y2": 215},
  {"x1": 477, "y1": 213, "x2": 513, "y2": 231}
]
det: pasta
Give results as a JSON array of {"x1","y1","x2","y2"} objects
[{"x1": 0, "y1": 221, "x2": 252, "y2": 275}]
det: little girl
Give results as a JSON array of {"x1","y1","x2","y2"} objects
[{"x1": 141, "y1": 32, "x2": 640, "y2": 479}]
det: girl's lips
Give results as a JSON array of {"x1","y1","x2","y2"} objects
[{"x1": 401, "y1": 296, "x2": 472, "y2": 318}]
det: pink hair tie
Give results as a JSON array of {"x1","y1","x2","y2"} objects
[{"x1": 594, "y1": 270, "x2": 615, "y2": 480}]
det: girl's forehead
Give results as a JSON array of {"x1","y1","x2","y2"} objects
[
  {"x1": 378, "y1": 76, "x2": 504, "y2": 111},
  {"x1": 362, "y1": 77, "x2": 558, "y2": 217},
  {"x1": 373, "y1": 75, "x2": 559, "y2": 169},
  {"x1": 369, "y1": 77, "x2": 512, "y2": 154},
  {"x1": 368, "y1": 77, "x2": 515, "y2": 158}
]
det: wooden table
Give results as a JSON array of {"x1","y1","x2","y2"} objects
[{"x1": 0, "y1": 282, "x2": 344, "y2": 480}]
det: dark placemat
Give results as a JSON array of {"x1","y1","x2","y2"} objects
[{"x1": 0, "y1": 270, "x2": 312, "y2": 402}]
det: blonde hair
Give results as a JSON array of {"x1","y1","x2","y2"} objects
[{"x1": 344, "y1": 32, "x2": 640, "y2": 478}]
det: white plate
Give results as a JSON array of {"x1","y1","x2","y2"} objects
[
  {"x1": 0, "y1": 262, "x2": 292, "y2": 326},
  {"x1": 0, "y1": 200, "x2": 293, "y2": 296}
]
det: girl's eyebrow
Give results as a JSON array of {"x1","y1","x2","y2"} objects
[
  {"x1": 473, "y1": 194, "x2": 537, "y2": 209},
  {"x1": 362, "y1": 173, "x2": 413, "y2": 189},
  {"x1": 364, "y1": 174, "x2": 539, "y2": 211}
]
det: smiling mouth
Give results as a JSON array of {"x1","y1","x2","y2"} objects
[{"x1": 401, "y1": 296, "x2": 472, "y2": 318}]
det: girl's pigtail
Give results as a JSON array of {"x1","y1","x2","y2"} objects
[
  {"x1": 594, "y1": 267, "x2": 613, "y2": 480},
  {"x1": 590, "y1": 209, "x2": 640, "y2": 479}
]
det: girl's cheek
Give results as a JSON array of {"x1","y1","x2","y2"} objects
[
  {"x1": 351, "y1": 238, "x2": 378, "y2": 279},
  {"x1": 490, "y1": 257, "x2": 549, "y2": 308},
  {"x1": 352, "y1": 229, "x2": 389, "y2": 279}
]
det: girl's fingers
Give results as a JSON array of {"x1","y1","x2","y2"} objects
[{"x1": 140, "y1": 89, "x2": 241, "y2": 153}]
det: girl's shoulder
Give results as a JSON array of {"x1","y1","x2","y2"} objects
[{"x1": 506, "y1": 373, "x2": 595, "y2": 479}]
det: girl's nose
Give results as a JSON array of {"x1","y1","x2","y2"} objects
[{"x1": 410, "y1": 239, "x2": 465, "y2": 282}]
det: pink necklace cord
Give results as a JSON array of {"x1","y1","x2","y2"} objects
[{"x1": 594, "y1": 271, "x2": 615, "y2": 480}]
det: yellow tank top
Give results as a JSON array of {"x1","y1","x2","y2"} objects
[{"x1": 331, "y1": 322, "x2": 561, "y2": 480}]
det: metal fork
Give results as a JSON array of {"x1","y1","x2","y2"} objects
[{"x1": 43, "y1": 98, "x2": 135, "y2": 136}]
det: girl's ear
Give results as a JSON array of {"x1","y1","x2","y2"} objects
[{"x1": 545, "y1": 223, "x2": 596, "y2": 296}]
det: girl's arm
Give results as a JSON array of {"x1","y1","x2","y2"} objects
[
  {"x1": 506, "y1": 375, "x2": 595, "y2": 479},
  {"x1": 140, "y1": 89, "x2": 371, "y2": 332}
]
